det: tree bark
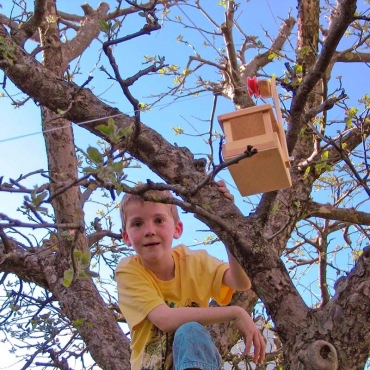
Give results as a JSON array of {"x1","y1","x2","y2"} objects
[{"x1": 17, "y1": 1, "x2": 132, "y2": 368}]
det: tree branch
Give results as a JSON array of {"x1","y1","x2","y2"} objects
[
  {"x1": 10, "y1": 0, "x2": 46, "y2": 45},
  {"x1": 241, "y1": 17, "x2": 296, "y2": 79},
  {"x1": 287, "y1": 0, "x2": 357, "y2": 154},
  {"x1": 62, "y1": 2, "x2": 110, "y2": 70},
  {"x1": 87, "y1": 230, "x2": 122, "y2": 248},
  {"x1": 304, "y1": 201, "x2": 370, "y2": 225}
]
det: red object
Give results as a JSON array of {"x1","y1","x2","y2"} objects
[{"x1": 247, "y1": 76, "x2": 260, "y2": 97}]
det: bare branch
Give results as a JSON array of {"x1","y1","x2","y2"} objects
[
  {"x1": 10, "y1": 0, "x2": 46, "y2": 45},
  {"x1": 0, "y1": 214, "x2": 81, "y2": 230},
  {"x1": 87, "y1": 230, "x2": 122, "y2": 248},
  {"x1": 304, "y1": 201, "x2": 370, "y2": 225}
]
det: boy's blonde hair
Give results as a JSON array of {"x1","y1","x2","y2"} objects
[{"x1": 120, "y1": 190, "x2": 180, "y2": 230}]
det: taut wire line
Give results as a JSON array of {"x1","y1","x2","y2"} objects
[
  {"x1": 0, "y1": 84, "x2": 252, "y2": 145},
  {"x1": 0, "y1": 113, "x2": 125, "y2": 144}
]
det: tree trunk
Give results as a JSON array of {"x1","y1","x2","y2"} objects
[{"x1": 36, "y1": 1, "x2": 132, "y2": 368}]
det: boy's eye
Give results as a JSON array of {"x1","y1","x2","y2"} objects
[
  {"x1": 132, "y1": 221, "x2": 142, "y2": 228},
  {"x1": 155, "y1": 218, "x2": 164, "y2": 224}
]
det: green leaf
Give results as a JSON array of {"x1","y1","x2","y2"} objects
[
  {"x1": 107, "y1": 117, "x2": 115, "y2": 128},
  {"x1": 321, "y1": 151, "x2": 329, "y2": 163},
  {"x1": 80, "y1": 250, "x2": 91, "y2": 267},
  {"x1": 62, "y1": 269, "x2": 74, "y2": 288},
  {"x1": 202, "y1": 203, "x2": 212, "y2": 211},
  {"x1": 61, "y1": 230, "x2": 74, "y2": 241},
  {"x1": 33, "y1": 191, "x2": 48, "y2": 205},
  {"x1": 117, "y1": 125, "x2": 133, "y2": 140},
  {"x1": 172, "y1": 126, "x2": 184, "y2": 135},
  {"x1": 345, "y1": 116, "x2": 352, "y2": 128},
  {"x1": 98, "y1": 20, "x2": 110, "y2": 31},
  {"x1": 303, "y1": 166, "x2": 311, "y2": 180},
  {"x1": 295, "y1": 64, "x2": 303, "y2": 74},
  {"x1": 31, "y1": 318, "x2": 38, "y2": 329},
  {"x1": 72, "y1": 318, "x2": 85, "y2": 328},
  {"x1": 84, "y1": 166, "x2": 98, "y2": 174},
  {"x1": 74, "y1": 250, "x2": 82, "y2": 259},
  {"x1": 96, "y1": 124, "x2": 112, "y2": 136},
  {"x1": 111, "y1": 161, "x2": 124, "y2": 173},
  {"x1": 111, "y1": 20, "x2": 121, "y2": 32},
  {"x1": 87, "y1": 146, "x2": 103, "y2": 164}
]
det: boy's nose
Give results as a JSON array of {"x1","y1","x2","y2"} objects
[{"x1": 144, "y1": 224, "x2": 156, "y2": 236}]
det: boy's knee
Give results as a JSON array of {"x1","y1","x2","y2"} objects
[
  {"x1": 173, "y1": 322, "x2": 222, "y2": 370},
  {"x1": 175, "y1": 322, "x2": 206, "y2": 340}
]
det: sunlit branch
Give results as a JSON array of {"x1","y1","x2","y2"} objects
[
  {"x1": 240, "y1": 16, "x2": 296, "y2": 78},
  {"x1": 10, "y1": 0, "x2": 46, "y2": 45},
  {"x1": 304, "y1": 201, "x2": 370, "y2": 225},
  {"x1": 207, "y1": 93, "x2": 219, "y2": 172},
  {"x1": 62, "y1": 3, "x2": 110, "y2": 68}
]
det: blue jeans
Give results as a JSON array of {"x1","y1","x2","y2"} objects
[{"x1": 172, "y1": 322, "x2": 222, "y2": 370}]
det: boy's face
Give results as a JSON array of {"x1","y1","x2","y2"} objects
[{"x1": 122, "y1": 201, "x2": 183, "y2": 267}]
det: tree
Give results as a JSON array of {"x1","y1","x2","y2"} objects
[{"x1": 0, "y1": 0, "x2": 369, "y2": 369}]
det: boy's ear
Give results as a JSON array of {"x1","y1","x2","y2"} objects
[
  {"x1": 122, "y1": 230, "x2": 132, "y2": 246},
  {"x1": 173, "y1": 221, "x2": 183, "y2": 240}
]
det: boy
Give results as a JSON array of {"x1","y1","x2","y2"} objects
[{"x1": 116, "y1": 181, "x2": 266, "y2": 370}]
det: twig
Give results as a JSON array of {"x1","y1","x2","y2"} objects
[
  {"x1": 0, "y1": 214, "x2": 81, "y2": 230},
  {"x1": 190, "y1": 145, "x2": 258, "y2": 195}
]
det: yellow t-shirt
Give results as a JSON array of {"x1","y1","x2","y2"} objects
[{"x1": 115, "y1": 244, "x2": 234, "y2": 370}]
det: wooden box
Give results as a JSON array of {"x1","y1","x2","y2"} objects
[{"x1": 218, "y1": 80, "x2": 291, "y2": 196}]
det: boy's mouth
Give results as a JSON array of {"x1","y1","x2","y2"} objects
[{"x1": 143, "y1": 242, "x2": 160, "y2": 247}]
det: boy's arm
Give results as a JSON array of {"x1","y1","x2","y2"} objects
[
  {"x1": 223, "y1": 248, "x2": 251, "y2": 290},
  {"x1": 148, "y1": 304, "x2": 265, "y2": 365},
  {"x1": 216, "y1": 180, "x2": 251, "y2": 290}
]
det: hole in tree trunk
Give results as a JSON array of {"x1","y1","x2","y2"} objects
[{"x1": 320, "y1": 344, "x2": 331, "y2": 359}]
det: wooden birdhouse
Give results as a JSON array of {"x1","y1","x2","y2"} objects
[{"x1": 218, "y1": 78, "x2": 291, "y2": 196}]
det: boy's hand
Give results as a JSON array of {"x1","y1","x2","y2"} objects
[
  {"x1": 234, "y1": 308, "x2": 266, "y2": 365},
  {"x1": 216, "y1": 180, "x2": 234, "y2": 202}
]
